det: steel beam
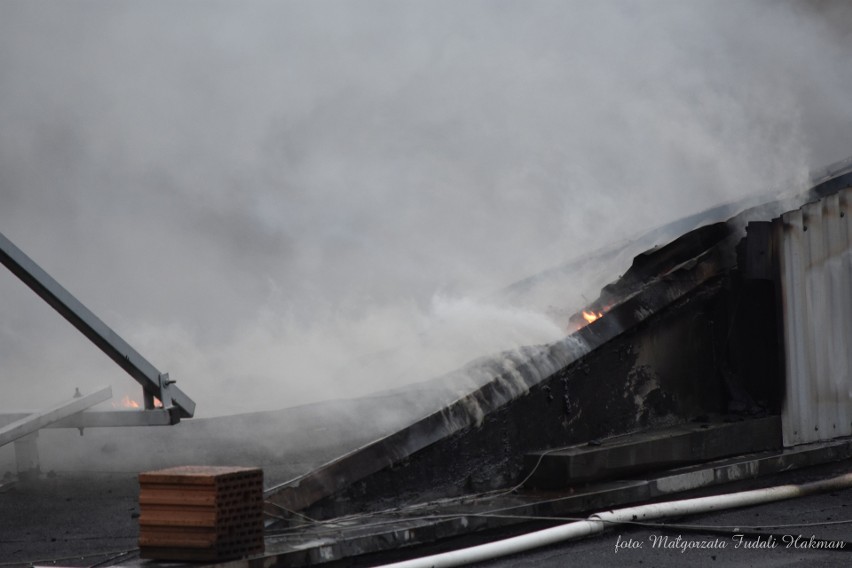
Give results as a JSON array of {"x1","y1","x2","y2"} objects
[
  {"x1": 0, "y1": 231, "x2": 195, "y2": 418},
  {"x1": 0, "y1": 409, "x2": 177, "y2": 428},
  {"x1": 0, "y1": 386, "x2": 112, "y2": 448}
]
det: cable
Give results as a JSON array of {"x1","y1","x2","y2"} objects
[
  {"x1": 471, "y1": 512, "x2": 852, "y2": 532},
  {"x1": 263, "y1": 448, "x2": 852, "y2": 543},
  {"x1": 263, "y1": 444, "x2": 570, "y2": 534},
  {"x1": 265, "y1": 503, "x2": 852, "y2": 540},
  {"x1": 87, "y1": 548, "x2": 139, "y2": 568},
  {"x1": 264, "y1": 479, "x2": 852, "y2": 539},
  {"x1": 264, "y1": 501, "x2": 324, "y2": 525},
  {"x1": 638, "y1": 517, "x2": 852, "y2": 531},
  {"x1": 0, "y1": 548, "x2": 139, "y2": 568},
  {"x1": 373, "y1": 472, "x2": 852, "y2": 568}
]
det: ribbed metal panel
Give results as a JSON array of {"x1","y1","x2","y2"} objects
[{"x1": 775, "y1": 188, "x2": 852, "y2": 446}]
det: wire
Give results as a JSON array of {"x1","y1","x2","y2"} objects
[
  {"x1": 264, "y1": 500, "x2": 852, "y2": 540},
  {"x1": 467, "y1": 446, "x2": 565, "y2": 501},
  {"x1": 0, "y1": 548, "x2": 139, "y2": 568},
  {"x1": 87, "y1": 548, "x2": 139, "y2": 568},
  {"x1": 472, "y1": 512, "x2": 852, "y2": 532},
  {"x1": 264, "y1": 501, "x2": 324, "y2": 524},
  {"x1": 263, "y1": 444, "x2": 573, "y2": 534},
  {"x1": 262, "y1": 444, "x2": 852, "y2": 543},
  {"x1": 637, "y1": 517, "x2": 852, "y2": 531}
]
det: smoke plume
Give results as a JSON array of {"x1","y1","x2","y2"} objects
[{"x1": 0, "y1": 1, "x2": 850, "y2": 418}]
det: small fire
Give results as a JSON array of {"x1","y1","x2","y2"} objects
[
  {"x1": 111, "y1": 395, "x2": 162, "y2": 409},
  {"x1": 582, "y1": 310, "x2": 604, "y2": 324},
  {"x1": 115, "y1": 395, "x2": 141, "y2": 409}
]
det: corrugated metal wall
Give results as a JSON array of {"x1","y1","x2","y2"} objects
[{"x1": 774, "y1": 187, "x2": 852, "y2": 446}]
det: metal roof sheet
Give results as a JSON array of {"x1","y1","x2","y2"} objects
[{"x1": 775, "y1": 188, "x2": 852, "y2": 446}]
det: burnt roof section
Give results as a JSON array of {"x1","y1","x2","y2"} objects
[{"x1": 265, "y1": 157, "x2": 852, "y2": 517}]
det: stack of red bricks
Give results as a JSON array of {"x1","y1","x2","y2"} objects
[{"x1": 138, "y1": 465, "x2": 264, "y2": 561}]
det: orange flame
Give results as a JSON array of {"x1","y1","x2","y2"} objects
[
  {"x1": 114, "y1": 395, "x2": 141, "y2": 409},
  {"x1": 582, "y1": 310, "x2": 603, "y2": 324},
  {"x1": 111, "y1": 395, "x2": 164, "y2": 409}
]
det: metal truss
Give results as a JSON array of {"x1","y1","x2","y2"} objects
[{"x1": 0, "y1": 230, "x2": 195, "y2": 441}]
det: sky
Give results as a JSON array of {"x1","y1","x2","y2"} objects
[{"x1": 0, "y1": 1, "x2": 850, "y2": 416}]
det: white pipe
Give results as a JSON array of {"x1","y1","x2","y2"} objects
[{"x1": 375, "y1": 472, "x2": 852, "y2": 568}]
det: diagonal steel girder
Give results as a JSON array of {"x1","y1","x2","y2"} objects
[{"x1": 0, "y1": 231, "x2": 195, "y2": 420}]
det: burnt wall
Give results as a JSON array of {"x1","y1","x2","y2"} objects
[{"x1": 306, "y1": 275, "x2": 762, "y2": 519}]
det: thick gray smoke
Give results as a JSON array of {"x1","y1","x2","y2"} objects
[{"x1": 0, "y1": 1, "x2": 849, "y2": 417}]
